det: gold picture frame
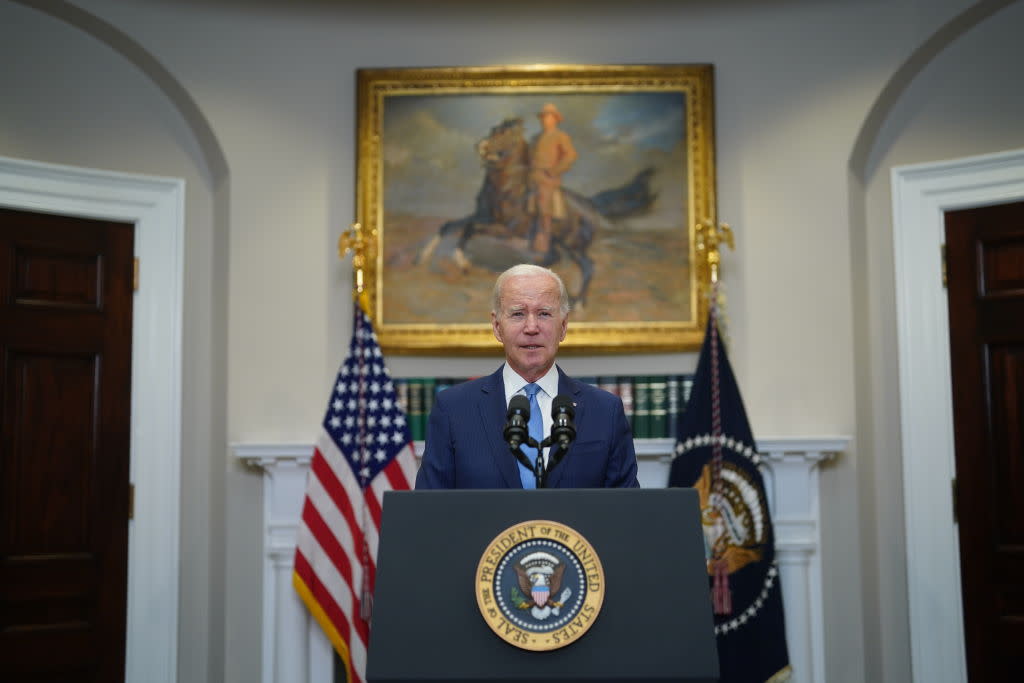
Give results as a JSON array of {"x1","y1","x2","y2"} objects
[{"x1": 356, "y1": 64, "x2": 717, "y2": 354}]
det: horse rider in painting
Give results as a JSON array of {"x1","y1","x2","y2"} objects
[{"x1": 528, "y1": 103, "x2": 578, "y2": 254}]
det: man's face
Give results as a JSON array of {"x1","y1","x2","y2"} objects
[
  {"x1": 492, "y1": 273, "x2": 568, "y2": 382},
  {"x1": 540, "y1": 112, "x2": 559, "y2": 131}
]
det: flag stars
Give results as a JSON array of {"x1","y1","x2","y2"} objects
[
  {"x1": 329, "y1": 416, "x2": 341, "y2": 429},
  {"x1": 370, "y1": 381, "x2": 381, "y2": 394},
  {"x1": 375, "y1": 449, "x2": 387, "y2": 462},
  {"x1": 391, "y1": 431, "x2": 404, "y2": 444},
  {"x1": 332, "y1": 399, "x2": 343, "y2": 412}
]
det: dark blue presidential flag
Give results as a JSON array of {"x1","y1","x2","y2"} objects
[{"x1": 668, "y1": 312, "x2": 791, "y2": 683}]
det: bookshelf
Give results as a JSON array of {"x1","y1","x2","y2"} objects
[{"x1": 395, "y1": 374, "x2": 695, "y2": 442}]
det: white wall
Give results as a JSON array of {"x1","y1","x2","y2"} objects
[
  {"x1": 2, "y1": 0, "x2": 1022, "y2": 681},
  {"x1": 855, "y1": 3, "x2": 1024, "y2": 680}
]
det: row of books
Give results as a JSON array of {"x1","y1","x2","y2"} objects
[{"x1": 393, "y1": 374, "x2": 695, "y2": 442}]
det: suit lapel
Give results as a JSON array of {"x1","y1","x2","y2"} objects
[
  {"x1": 479, "y1": 366, "x2": 522, "y2": 488},
  {"x1": 544, "y1": 367, "x2": 580, "y2": 489}
]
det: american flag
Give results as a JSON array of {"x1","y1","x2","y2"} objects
[{"x1": 293, "y1": 304, "x2": 417, "y2": 683}]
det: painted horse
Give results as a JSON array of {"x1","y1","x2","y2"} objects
[{"x1": 416, "y1": 117, "x2": 657, "y2": 309}]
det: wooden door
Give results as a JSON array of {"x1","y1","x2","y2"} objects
[
  {"x1": 945, "y1": 200, "x2": 1024, "y2": 682},
  {"x1": 0, "y1": 208, "x2": 134, "y2": 682}
]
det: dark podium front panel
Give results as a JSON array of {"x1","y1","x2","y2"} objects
[{"x1": 367, "y1": 488, "x2": 718, "y2": 682}]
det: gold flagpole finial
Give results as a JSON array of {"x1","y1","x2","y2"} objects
[
  {"x1": 696, "y1": 219, "x2": 735, "y2": 345},
  {"x1": 695, "y1": 219, "x2": 735, "y2": 286},
  {"x1": 338, "y1": 222, "x2": 376, "y2": 310}
]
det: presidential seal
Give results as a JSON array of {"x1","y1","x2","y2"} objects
[{"x1": 475, "y1": 520, "x2": 604, "y2": 651}]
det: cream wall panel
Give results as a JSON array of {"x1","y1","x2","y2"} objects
[{"x1": 4, "y1": 1, "x2": 1020, "y2": 682}]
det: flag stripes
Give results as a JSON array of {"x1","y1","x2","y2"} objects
[{"x1": 293, "y1": 305, "x2": 416, "y2": 683}]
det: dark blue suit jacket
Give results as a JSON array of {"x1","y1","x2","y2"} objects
[{"x1": 414, "y1": 366, "x2": 640, "y2": 489}]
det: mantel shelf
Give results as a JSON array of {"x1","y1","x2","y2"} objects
[{"x1": 235, "y1": 436, "x2": 847, "y2": 466}]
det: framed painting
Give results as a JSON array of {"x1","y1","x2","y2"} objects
[{"x1": 355, "y1": 64, "x2": 718, "y2": 353}]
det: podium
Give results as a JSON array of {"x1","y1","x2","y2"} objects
[{"x1": 367, "y1": 488, "x2": 718, "y2": 682}]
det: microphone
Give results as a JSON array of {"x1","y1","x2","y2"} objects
[
  {"x1": 503, "y1": 394, "x2": 531, "y2": 450},
  {"x1": 550, "y1": 395, "x2": 576, "y2": 451}
]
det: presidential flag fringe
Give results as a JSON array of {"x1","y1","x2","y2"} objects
[
  {"x1": 293, "y1": 301, "x2": 417, "y2": 683},
  {"x1": 669, "y1": 285, "x2": 792, "y2": 683}
]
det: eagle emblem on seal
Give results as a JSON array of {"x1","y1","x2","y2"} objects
[{"x1": 511, "y1": 551, "x2": 572, "y2": 620}]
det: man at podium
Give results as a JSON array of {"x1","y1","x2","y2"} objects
[{"x1": 415, "y1": 264, "x2": 639, "y2": 489}]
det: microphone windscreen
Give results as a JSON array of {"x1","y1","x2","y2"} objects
[
  {"x1": 508, "y1": 394, "x2": 530, "y2": 419},
  {"x1": 551, "y1": 394, "x2": 575, "y2": 418}
]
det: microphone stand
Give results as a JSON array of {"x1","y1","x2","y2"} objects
[
  {"x1": 508, "y1": 438, "x2": 570, "y2": 489},
  {"x1": 504, "y1": 396, "x2": 576, "y2": 488}
]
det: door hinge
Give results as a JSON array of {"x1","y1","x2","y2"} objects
[
  {"x1": 133, "y1": 257, "x2": 139, "y2": 291},
  {"x1": 941, "y1": 244, "x2": 947, "y2": 288},
  {"x1": 951, "y1": 477, "x2": 957, "y2": 524},
  {"x1": 129, "y1": 483, "x2": 135, "y2": 520}
]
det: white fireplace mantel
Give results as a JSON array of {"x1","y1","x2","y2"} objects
[{"x1": 233, "y1": 436, "x2": 847, "y2": 683}]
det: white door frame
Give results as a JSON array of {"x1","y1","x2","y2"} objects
[
  {"x1": 891, "y1": 147, "x2": 1024, "y2": 683},
  {"x1": 0, "y1": 155, "x2": 183, "y2": 683}
]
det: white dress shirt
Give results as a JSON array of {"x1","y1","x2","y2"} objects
[{"x1": 501, "y1": 363, "x2": 559, "y2": 465}]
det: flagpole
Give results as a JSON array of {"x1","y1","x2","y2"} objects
[
  {"x1": 695, "y1": 218, "x2": 735, "y2": 339},
  {"x1": 338, "y1": 221, "x2": 376, "y2": 622},
  {"x1": 339, "y1": 221, "x2": 376, "y2": 313},
  {"x1": 695, "y1": 218, "x2": 736, "y2": 614}
]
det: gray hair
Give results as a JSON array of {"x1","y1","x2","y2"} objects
[{"x1": 491, "y1": 264, "x2": 570, "y2": 317}]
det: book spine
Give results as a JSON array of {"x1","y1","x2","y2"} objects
[
  {"x1": 598, "y1": 376, "x2": 620, "y2": 396},
  {"x1": 632, "y1": 375, "x2": 651, "y2": 438},
  {"x1": 666, "y1": 374, "x2": 681, "y2": 441},
  {"x1": 395, "y1": 377, "x2": 410, "y2": 418},
  {"x1": 681, "y1": 374, "x2": 695, "y2": 411},
  {"x1": 648, "y1": 375, "x2": 668, "y2": 438},
  {"x1": 618, "y1": 376, "x2": 634, "y2": 433},
  {"x1": 407, "y1": 378, "x2": 424, "y2": 441},
  {"x1": 424, "y1": 378, "x2": 438, "y2": 441}
]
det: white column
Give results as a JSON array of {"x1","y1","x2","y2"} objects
[
  {"x1": 235, "y1": 445, "x2": 316, "y2": 683},
  {"x1": 760, "y1": 441, "x2": 843, "y2": 683},
  {"x1": 273, "y1": 548, "x2": 308, "y2": 683}
]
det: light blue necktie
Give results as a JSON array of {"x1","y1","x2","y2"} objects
[{"x1": 518, "y1": 383, "x2": 544, "y2": 489}]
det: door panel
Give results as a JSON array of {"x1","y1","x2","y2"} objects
[
  {"x1": 945, "y1": 200, "x2": 1024, "y2": 682},
  {"x1": 0, "y1": 208, "x2": 133, "y2": 682}
]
